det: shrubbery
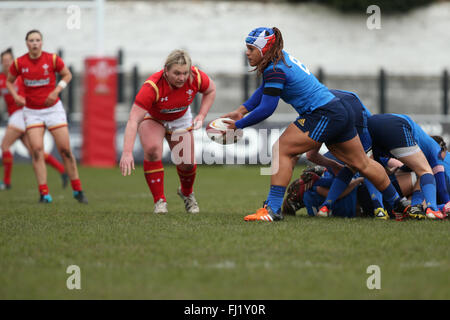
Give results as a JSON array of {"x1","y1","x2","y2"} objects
[{"x1": 286, "y1": 0, "x2": 435, "y2": 13}]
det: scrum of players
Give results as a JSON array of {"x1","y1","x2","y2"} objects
[{"x1": 1, "y1": 27, "x2": 449, "y2": 221}]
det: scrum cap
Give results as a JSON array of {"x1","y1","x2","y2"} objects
[{"x1": 245, "y1": 27, "x2": 276, "y2": 56}]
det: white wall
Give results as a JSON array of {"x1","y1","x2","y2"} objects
[{"x1": 1, "y1": 1, "x2": 449, "y2": 76}]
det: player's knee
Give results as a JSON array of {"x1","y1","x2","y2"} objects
[
  {"x1": 31, "y1": 147, "x2": 44, "y2": 160},
  {"x1": 59, "y1": 148, "x2": 73, "y2": 159},
  {"x1": 177, "y1": 163, "x2": 195, "y2": 172},
  {"x1": 144, "y1": 145, "x2": 162, "y2": 161}
]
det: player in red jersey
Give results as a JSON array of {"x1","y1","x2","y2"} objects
[
  {"x1": 6, "y1": 30, "x2": 87, "y2": 203},
  {"x1": 0, "y1": 48, "x2": 68, "y2": 191},
  {"x1": 120, "y1": 49, "x2": 216, "y2": 213}
]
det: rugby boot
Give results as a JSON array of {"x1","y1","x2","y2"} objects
[
  {"x1": 407, "y1": 204, "x2": 425, "y2": 220},
  {"x1": 374, "y1": 207, "x2": 390, "y2": 220},
  {"x1": 392, "y1": 197, "x2": 410, "y2": 219},
  {"x1": 244, "y1": 203, "x2": 283, "y2": 222},
  {"x1": 177, "y1": 187, "x2": 199, "y2": 213},
  {"x1": 154, "y1": 198, "x2": 168, "y2": 214},
  {"x1": 425, "y1": 207, "x2": 446, "y2": 220},
  {"x1": 317, "y1": 205, "x2": 332, "y2": 217},
  {"x1": 73, "y1": 191, "x2": 88, "y2": 204},
  {"x1": 39, "y1": 194, "x2": 53, "y2": 203}
]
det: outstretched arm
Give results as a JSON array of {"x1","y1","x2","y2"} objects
[
  {"x1": 193, "y1": 77, "x2": 216, "y2": 129},
  {"x1": 120, "y1": 104, "x2": 147, "y2": 176}
]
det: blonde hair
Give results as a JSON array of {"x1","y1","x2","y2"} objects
[{"x1": 164, "y1": 49, "x2": 192, "y2": 71}]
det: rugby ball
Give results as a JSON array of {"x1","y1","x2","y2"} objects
[{"x1": 206, "y1": 117, "x2": 243, "y2": 145}]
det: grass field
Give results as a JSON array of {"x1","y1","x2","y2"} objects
[{"x1": 0, "y1": 164, "x2": 448, "y2": 300}]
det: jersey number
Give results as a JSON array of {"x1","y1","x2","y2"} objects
[{"x1": 288, "y1": 54, "x2": 311, "y2": 75}]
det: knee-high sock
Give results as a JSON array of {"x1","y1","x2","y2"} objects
[
  {"x1": 2, "y1": 150, "x2": 13, "y2": 185},
  {"x1": 420, "y1": 173, "x2": 437, "y2": 210},
  {"x1": 321, "y1": 167, "x2": 353, "y2": 209},
  {"x1": 411, "y1": 190, "x2": 424, "y2": 207},
  {"x1": 44, "y1": 153, "x2": 65, "y2": 174},
  {"x1": 177, "y1": 164, "x2": 197, "y2": 196},
  {"x1": 364, "y1": 179, "x2": 383, "y2": 209},
  {"x1": 71, "y1": 179, "x2": 82, "y2": 192},
  {"x1": 381, "y1": 183, "x2": 401, "y2": 210},
  {"x1": 266, "y1": 185, "x2": 286, "y2": 213},
  {"x1": 144, "y1": 160, "x2": 165, "y2": 203}
]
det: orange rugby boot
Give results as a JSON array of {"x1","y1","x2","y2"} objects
[{"x1": 244, "y1": 204, "x2": 283, "y2": 222}]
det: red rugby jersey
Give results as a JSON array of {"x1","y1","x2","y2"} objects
[
  {"x1": 0, "y1": 73, "x2": 26, "y2": 116},
  {"x1": 134, "y1": 66, "x2": 210, "y2": 121},
  {"x1": 9, "y1": 51, "x2": 65, "y2": 109}
]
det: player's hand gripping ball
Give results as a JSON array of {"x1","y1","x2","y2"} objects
[{"x1": 206, "y1": 118, "x2": 243, "y2": 145}]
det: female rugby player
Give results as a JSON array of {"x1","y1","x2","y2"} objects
[
  {"x1": 6, "y1": 30, "x2": 86, "y2": 203},
  {"x1": 120, "y1": 49, "x2": 216, "y2": 214},
  {"x1": 223, "y1": 27, "x2": 408, "y2": 221},
  {"x1": 0, "y1": 48, "x2": 68, "y2": 191}
]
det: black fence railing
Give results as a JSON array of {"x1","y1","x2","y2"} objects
[{"x1": 51, "y1": 49, "x2": 449, "y2": 120}]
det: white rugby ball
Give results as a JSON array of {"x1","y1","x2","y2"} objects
[{"x1": 206, "y1": 117, "x2": 243, "y2": 145}]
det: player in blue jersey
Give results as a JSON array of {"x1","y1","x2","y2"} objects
[
  {"x1": 283, "y1": 165, "x2": 417, "y2": 219},
  {"x1": 368, "y1": 114, "x2": 449, "y2": 220},
  {"x1": 223, "y1": 27, "x2": 409, "y2": 222},
  {"x1": 303, "y1": 89, "x2": 397, "y2": 220},
  {"x1": 430, "y1": 135, "x2": 450, "y2": 216}
]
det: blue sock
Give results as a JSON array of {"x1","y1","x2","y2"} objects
[
  {"x1": 266, "y1": 185, "x2": 286, "y2": 213},
  {"x1": 389, "y1": 175, "x2": 404, "y2": 198},
  {"x1": 364, "y1": 179, "x2": 383, "y2": 209},
  {"x1": 321, "y1": 167, "x2": 353, "y2": 209},
  {"x1": 411, "y1": 190, "x2": 424, "y2": 206},
  {"x1": 420, "y1": 173, "x2": 437, "y2": 210},
  {"x1": 381, "y1": 183, "x2": 400, "y2": 208}
]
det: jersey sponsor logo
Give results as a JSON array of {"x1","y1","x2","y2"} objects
[
  {"x1": 297, "y1": 118, "x2": 306, "y2": 126},
  {"x1": 22, "y1": 68, "x2": 29, "y2": 73},
  {"x1": 160, "y1": 106, "x2": 188, "y2": 114},
  {"x1": 23, "y1": 78, "x2": 50, "y2": 87},
  {"x1": 160, "y1": 96, "x2": 168, "y2": 102}
]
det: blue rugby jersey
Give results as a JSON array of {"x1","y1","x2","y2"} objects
[{"x1": 263, "y1": 50, "x2": 334, "y2": 115}]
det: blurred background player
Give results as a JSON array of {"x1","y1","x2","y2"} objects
[
  {"x1": 223, "y1": 27, "x2": 408, "y2": 222},
  {"x1": 0, "y1": 47, "x2": 68, "y2": 190},
  {"x1": 6, "y1": 30, "x2": 87, "y2": 203},
  {"x1": 282, "y1": 164, "x2": 417, "y2": 219},
  {"x1": 368, "y1": 113, "x2": 449, "y2": 219},
  {"x1": 120, "y1": 49, "x2": 216, "y2": 214}
]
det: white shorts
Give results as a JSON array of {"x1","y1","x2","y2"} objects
[
  {"x1": 23, "y1": 101, "x2": 68, "y2": 131},
  {"x1": 7, "y1": 109, "x2": 26, "y2": 132},
  {"x1": 390, "y1": 145, "x2": 421, "y2": 158},
  {"x1": 143, "y1": 107, "x2": 193, "y2": 134}
]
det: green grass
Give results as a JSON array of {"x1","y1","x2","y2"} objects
[{"x1": 0, "y1": 164, "x2": 448, "y2": 299}]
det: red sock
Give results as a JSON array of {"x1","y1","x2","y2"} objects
[
  {"x1": 143, "y1": 160, "x2": 165, "y2": 203},
  {"x1": 39, "y1": 184, "x2": 49, "y2": 196},
  {"x1": 71, "y1": 179, "x2": 82, "y2": 192},
  {"x1": 2, "y1": 150, "x2": 13, "y2": 185},
  {"x1": 44, "y1": 153, "x2": 65, "y2": 174},
  {"x1": 177, "y1": 164, "x2": 197, "y2": 196}
]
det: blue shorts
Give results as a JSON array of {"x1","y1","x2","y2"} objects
[
  {"x1": 330, "y1": 89, "x2": 372, "y2": 152},
  {"x1": 294, "y1": 98, "x2": 357, "y2": 145},
  {"x1": 368, "y1": 114, "x2": 418, "y2": 158}
]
